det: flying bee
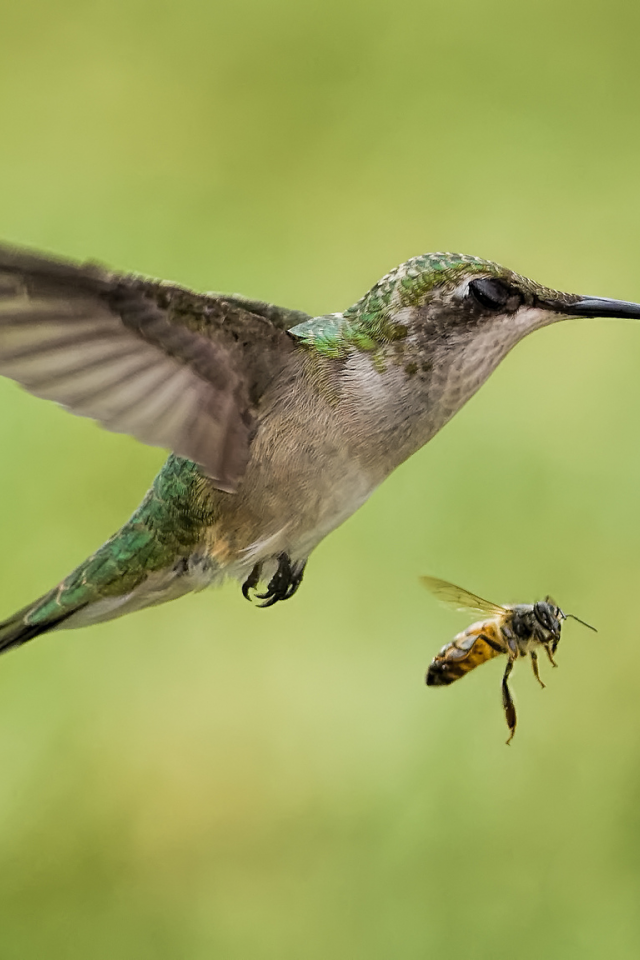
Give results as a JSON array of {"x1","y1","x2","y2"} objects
[{"x1": 422, "y1": 576, "x2": 596, "y2": 743}]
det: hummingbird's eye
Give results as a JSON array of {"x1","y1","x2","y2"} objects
[{"x1": 469, "y1": 278, "x2": 521, "y2": 312}]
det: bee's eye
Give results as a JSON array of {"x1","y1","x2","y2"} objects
[
  {"x1": 469, "y1": 278, "x2": 522, "y2": 312},
  {"x1": 534, "y1": 602, "x2": 554, "y2": 630}
]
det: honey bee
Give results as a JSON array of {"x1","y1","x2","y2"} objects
[{"x1": 422, "y1": 576, "x2": 596, "y2": 743}]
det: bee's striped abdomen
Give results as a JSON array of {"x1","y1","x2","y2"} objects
[{"x1": 426, "y1": 620, "x2": 505, "y2": 687}]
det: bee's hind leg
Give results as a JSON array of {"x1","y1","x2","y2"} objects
[
  {"x1": 530, "y1": 650, "x2": 545, "y2": 690},
  {"x1": 502, "y1": 659, "x2": 517, "y2": 745}
]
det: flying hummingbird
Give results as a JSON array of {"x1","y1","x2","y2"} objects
[{"x1": 0, "y1": 245, "x2": 638, "y2": 653}]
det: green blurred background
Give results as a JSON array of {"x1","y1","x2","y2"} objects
[{"x1": 1, "y1": 0, "x2": 640, "y2": 956}]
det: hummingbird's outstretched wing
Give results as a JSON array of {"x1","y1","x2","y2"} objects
[{"x1": 0, "y1": 245, "x2": 311, "y2": 491}]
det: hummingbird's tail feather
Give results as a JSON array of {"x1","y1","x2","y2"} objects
[
  {"x1": 0, "y1": 455, "x2": 219, "y2": 656},
  {"x1": 0, "y1": 599, "x2": 89, "y2": 654}
]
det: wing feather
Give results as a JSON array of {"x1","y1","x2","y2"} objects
[{"x1": 0, "y1": 245, "x2": 309, "y2": 491}]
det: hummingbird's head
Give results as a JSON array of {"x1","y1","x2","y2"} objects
[
  {"x1": 351, "y1": 252, "x2": 640, "y2": 351},
  {"x1": 290, "y1": 252, "x2": 640, "y2": 361},
  {"x1": 287, "y1": 252, "x2": 640, "y2": 461}
]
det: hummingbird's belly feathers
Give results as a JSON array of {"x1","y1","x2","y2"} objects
[
  {"x1": 205, "y1": 366, "x2": 380, "y2": 575},
  {"x1": 215, "y1": 345, "x2": 482, "y2": 573}
]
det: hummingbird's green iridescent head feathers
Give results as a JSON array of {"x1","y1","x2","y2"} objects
[{"x1": 288, "y1": 253, "x2": 583, "y2": 359}]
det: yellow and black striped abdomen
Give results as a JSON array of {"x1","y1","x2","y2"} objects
[{"x1": 426, "y1": 619, "x2": 506, "y2": 686}]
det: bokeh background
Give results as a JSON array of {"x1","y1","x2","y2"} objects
[{"x1": 1, "y1": 0, "x2": 640, "y2": 956}]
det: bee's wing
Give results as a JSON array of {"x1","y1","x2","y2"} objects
[{"x1": 420, "y1": 576, "x2": 507, "y2": 617}]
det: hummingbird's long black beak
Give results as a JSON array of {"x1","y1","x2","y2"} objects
[{"x1": 553, "y1": 295, "x2": 640, "y2": 320}]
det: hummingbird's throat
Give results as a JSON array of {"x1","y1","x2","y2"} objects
[{"x1": 424, "y1": 306, "x2": 554, "y2": 436}]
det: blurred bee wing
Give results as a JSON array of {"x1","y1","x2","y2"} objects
[
  {"x1": 0, "y1": 246, "x2": 306, "y2": 492},
  {"x1": 420, "y1": 576, "x2": 507, "y2": 616}
]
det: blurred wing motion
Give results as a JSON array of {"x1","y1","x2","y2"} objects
[
  {"x1": 0, "y1": 245, "x2": 311, "y2": 492},
  {"x1": 420, "y1": 576, "x2": 507, "y2": 617}
]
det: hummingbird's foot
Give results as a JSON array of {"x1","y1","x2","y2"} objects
[
  {"x1": 242, "y1": 553, "x2": 307, "y2": 607},
  {"x1": 242, "y1": 563, "x2": 262, "y2": 601}
]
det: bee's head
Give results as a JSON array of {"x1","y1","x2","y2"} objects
[{"x1": 533, "y1": 600, "x2": 564, "y2": 640}]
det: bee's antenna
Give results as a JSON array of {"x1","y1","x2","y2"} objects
[{"x1": 565, "y1": 613, "x2": 598, "y2": 632}]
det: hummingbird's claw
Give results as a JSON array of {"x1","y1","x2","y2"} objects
[
  {"x1": 242, "y1": 553, "x2": 306, "y2": 607},
  {"x1": 242, "y1": 563, "x2": 262, "y2": 601}
]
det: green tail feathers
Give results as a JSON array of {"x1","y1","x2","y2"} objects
[
  {"x1": 0, "y1": 456, "x2": 217, "y2": 656},
  {"x1": 0, "y1": 599, "x2": 88, "y2": 654}
]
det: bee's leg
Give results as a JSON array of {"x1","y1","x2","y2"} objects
[
  {"x1": 506, "y1": 635, "x2": 519, "y2": 660},
  {"x1": 543, "y1": 643, "x2": 558, "y2": 668},
  {"x1": 530, "y1": 651, "x2": 545, "y2": 690},
  {"x1": 502, "y1": 659, "x2": 517, "y2": 745}
]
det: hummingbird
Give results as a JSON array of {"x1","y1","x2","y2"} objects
[{"x1": 0, "y1": 245, "x2": 638, "y2": 654}]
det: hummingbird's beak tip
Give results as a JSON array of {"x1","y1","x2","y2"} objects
[{"x1": 557, "y1": 295, "x2": 640, "y2": 321}]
